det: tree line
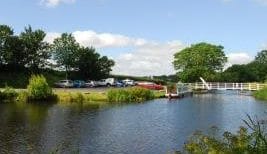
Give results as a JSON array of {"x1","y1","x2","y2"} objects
[
  {"x1": 173, "y1": 42, "x2": 267, "y2": 83},
  {"x1": 0, "y1": 24, "x2": 114, "y2": 80}
]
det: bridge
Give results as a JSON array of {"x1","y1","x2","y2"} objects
[
  {"x1": 186, "y1": 82, "x2": 267, "y2": 91},
  {"x1": 165, "y1": 77, "x2": 267, "y2": 98},
  {"x1": 184, "y1": 77, "x2": 267, "y2": 91}
]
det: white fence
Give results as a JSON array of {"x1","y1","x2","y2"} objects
[{"x1": 186, "y1": 82, "x2": 267, "y2": 91}]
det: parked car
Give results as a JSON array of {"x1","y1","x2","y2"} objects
[
  {"x1": 73, "y1": 80, "x2": 86, "y2": 88},
  {"x1": 54, "y1": 80, "x2": 74, "y2": 88},
  {"x1": 115, "y1": 80, "x2": 125, "y2": 87},
  {"x1": 137, "y1": 82, "x2": 164, "y2": 90},
  {"x1": 85, "y1": 80, "x2": 97, "y2": 87},
  {"x1": 96, "y1": 78, "x2": 116, "y2": 87},
  {"x1": 123, "y1": 79, "x2": 136, "y2": 86}
]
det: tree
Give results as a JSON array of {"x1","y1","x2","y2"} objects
[
  {"x1": 221, "y1": 64, "x2": 258, "y2": 82},
  {"x1": 75, "y1": 47, "x2": 115, "y2": 80},
  {"x1": 0, "y1": 25, "x2": 14, "y2": 66},
  {"x1": 255, "y1": 50, "x2": 267, "y2": 64},
  {"x1": 20, "y1": 26, "x2": 50, "y2": 72},
  {"x1": 52, "y1": 33, "x2": 79, "y2": 79},
  {"x1": 173, "y1": 42, "x2": 227, "y2": 82},
  {"x1": 2, "y1": 36, "x2": 27, "y2": 69}
]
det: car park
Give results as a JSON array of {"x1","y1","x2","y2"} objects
[{"x1": 54, "y1": 80, "x2": 74, "y2": 88}]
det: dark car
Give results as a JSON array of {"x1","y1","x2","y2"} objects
[
  {"x1": 115, "y1": 80, "x2": 125, "y2": 87},
  {"x1": 73, "y1": 80, "x2": 86, "y2": 88}
]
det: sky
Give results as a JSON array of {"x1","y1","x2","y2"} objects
[{"x1": 1, "y1": 0, "x2": 267, "y2": 76}]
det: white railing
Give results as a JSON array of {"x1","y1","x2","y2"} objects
[{"x1": 186, "y1": 82, "x2": 267, "y2": 91}]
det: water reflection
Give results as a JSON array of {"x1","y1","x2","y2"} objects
[{"x1": 0, "y1": 93, "x2": 267, "y2": 154}]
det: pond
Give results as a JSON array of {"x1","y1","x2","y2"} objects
[{"x1": 0, "y1": 91, "x2": 267, "y2": 154}]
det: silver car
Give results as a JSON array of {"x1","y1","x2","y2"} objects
[{"x1": 55, "y1": 80, "x2": 74, "y2": 88}]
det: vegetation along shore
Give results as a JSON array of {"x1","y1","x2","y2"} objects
[{"x1": 0, "y1": 75, "x2": 165, "y2": 104}]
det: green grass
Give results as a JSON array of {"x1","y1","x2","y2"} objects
[
  {"x1": 107, "y1": 87, "x2": 155, "y2": 103},
  {"x1": 56, "y1": 91, "x2": 108, "y2": 104},
  {"x1": 254, "y1": 86, "x2": 267, "y2": 100}
]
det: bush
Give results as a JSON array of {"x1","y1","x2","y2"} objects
[
  {"x1": 107, "y1": 87, "x2": 154, "y2": 103},
  {"x1": 27, "y1": 75, "x2": 56, "y2": 101},
  {"x1": 0, "y1": 86, "x2": 18, "y2": 102},
  {"x1": 180, "y1": 115, "x2": 267, "y2": 154}
]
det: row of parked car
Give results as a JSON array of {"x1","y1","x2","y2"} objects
[{"x1": 54, "y1": 78, "x2": 136, "y2": 88}]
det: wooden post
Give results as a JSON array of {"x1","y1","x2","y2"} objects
[
  {"x1": 257, "y1": 84, "x2": 259, "y2": 91},
  {"x1": 225, "y1": 83, "x2": 227, "y2": 90},
  {"x1": 217, "y1": 83, "x2": 219, "y2": 89},
  {"x1": 241, "y1": 83, "x2": 243, "y2": 91},
  {"x1": 249, "y1": 83, "x2": 251, "y2": 91},
  {"x1": 232, "y1": 83, "x2": 234, "y2": 90}
]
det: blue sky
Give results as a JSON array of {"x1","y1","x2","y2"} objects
[{"x1": 1, "y1": 0, "x2": 267, "y2": 75}]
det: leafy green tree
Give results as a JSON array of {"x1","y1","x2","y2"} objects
[
  {"x1": 0, "y1": 25, "x2": 14, "y2": 66},
  {"x1": 221, "y1": 64, "x2": 258, "y2": 82},
  {"x1": 255, "y1": 50, "x2": 267, "y2": 64},
  {"x1": 2, "y1": 35, "x2": 27, "y2": 68},
  {"x1": 173, "y1": 42, "x2": 227, "y2": 82},
  {"x1": 75, "y1": 47, "x2": 115, "y2": 80},
  {"x1": 52, "y1": 33, "x2": 79, "y2": 79},
  {"x1": 20, "y1": 26, "x2": 50, "y2": 72}
]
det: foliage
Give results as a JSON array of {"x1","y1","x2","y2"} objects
[
  {"x1": 27, "y1": 75, "x2": 55, "y2": 101},
  {"x1": 0, "y1": 25, "x2": 14, "y2": 66},
  {"x1": 56, "y1": 91, "x2": 107, "y2": 103},
  {"x1": 1, "y1": 24, "x2": 114, "y2": 84},
  {"x1": 52, "y1": 33, "x2": 79, "y2": 79},
  {"x1": 107, "y1": 87, "x2": 155, "y2": 103},
  {"x1": 0, "y1": 86, "x2": 18, "y2": 101},
  {"x1": 173, "y1": 42, "x2": 227, "y2": 82},
  {"x1": 254, "y1": 86, "x2": 267, "y2": 101},
  {"x1": 181, "y1": 115, "x2": 267, "y2": 154},
  {"x1": 20, "y1": 26, "x2": 51, "y2": 72},
  {"x1": 75, "y1": 47, "x2": 115, "y2": 80},
  {"x1": 255, "y1": 50, "x2": 267, "y2": 65}
]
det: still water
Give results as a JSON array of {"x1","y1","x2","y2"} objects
[{"x1": 1, "y1": 92, "x2": 267, "y2": 154}]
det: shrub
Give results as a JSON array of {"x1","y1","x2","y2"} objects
[
  {"x1": 180, "y1": 115, "x2": 267, "y2": 154},
  {"x1": 27, "y1": 75, "x2": 56, "y2": 101},
  {"x1": 0, "y1": 86, "x2": 18, "y2": 101},
  {"x1": 107, "y1": 87, "x2": 154, "y2": 103}
]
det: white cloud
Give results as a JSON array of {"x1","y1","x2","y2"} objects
[
  {"x1": 72, "y1": 31, "x2": 147, "y2": 48},
  {"x1": 112, "y1": 41, "x2": 185, "y2": 76},
  {"x1": 225, "y1": 52, "x2": 253, "y2": 68},
  {"x1": 40, "y1": 0, "x2": 76, "y2": 7},
  {"x1": 44, "y1": 32, "x2": 61, "y2": 43},
  {"x1": 45, "y1": 31, "x2": 256, "y2": 76},
  {"x1": 45, "y1": 31, "x2": 148, "y2": 48},
  {"x1": 45, "y1": 31, "x2": 185, "y2": 76}
]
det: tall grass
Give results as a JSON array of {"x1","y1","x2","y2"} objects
[
  {"x1": 107, "y1": 87, "x2": 155, "y2": 103},
  {"x1": 180, "y1": 114, "x2": 267, "y2": 154},
  {"x1": 56, "y1": 92, "x2": 107, "y2": 104}
]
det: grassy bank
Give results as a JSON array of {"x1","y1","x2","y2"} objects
[
  {"x1": 254, "y1": 86, "x2": 267, "y2": 100},
  {"x1": 1, "y1": 87, "x2": 165, "y2": 104}
]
